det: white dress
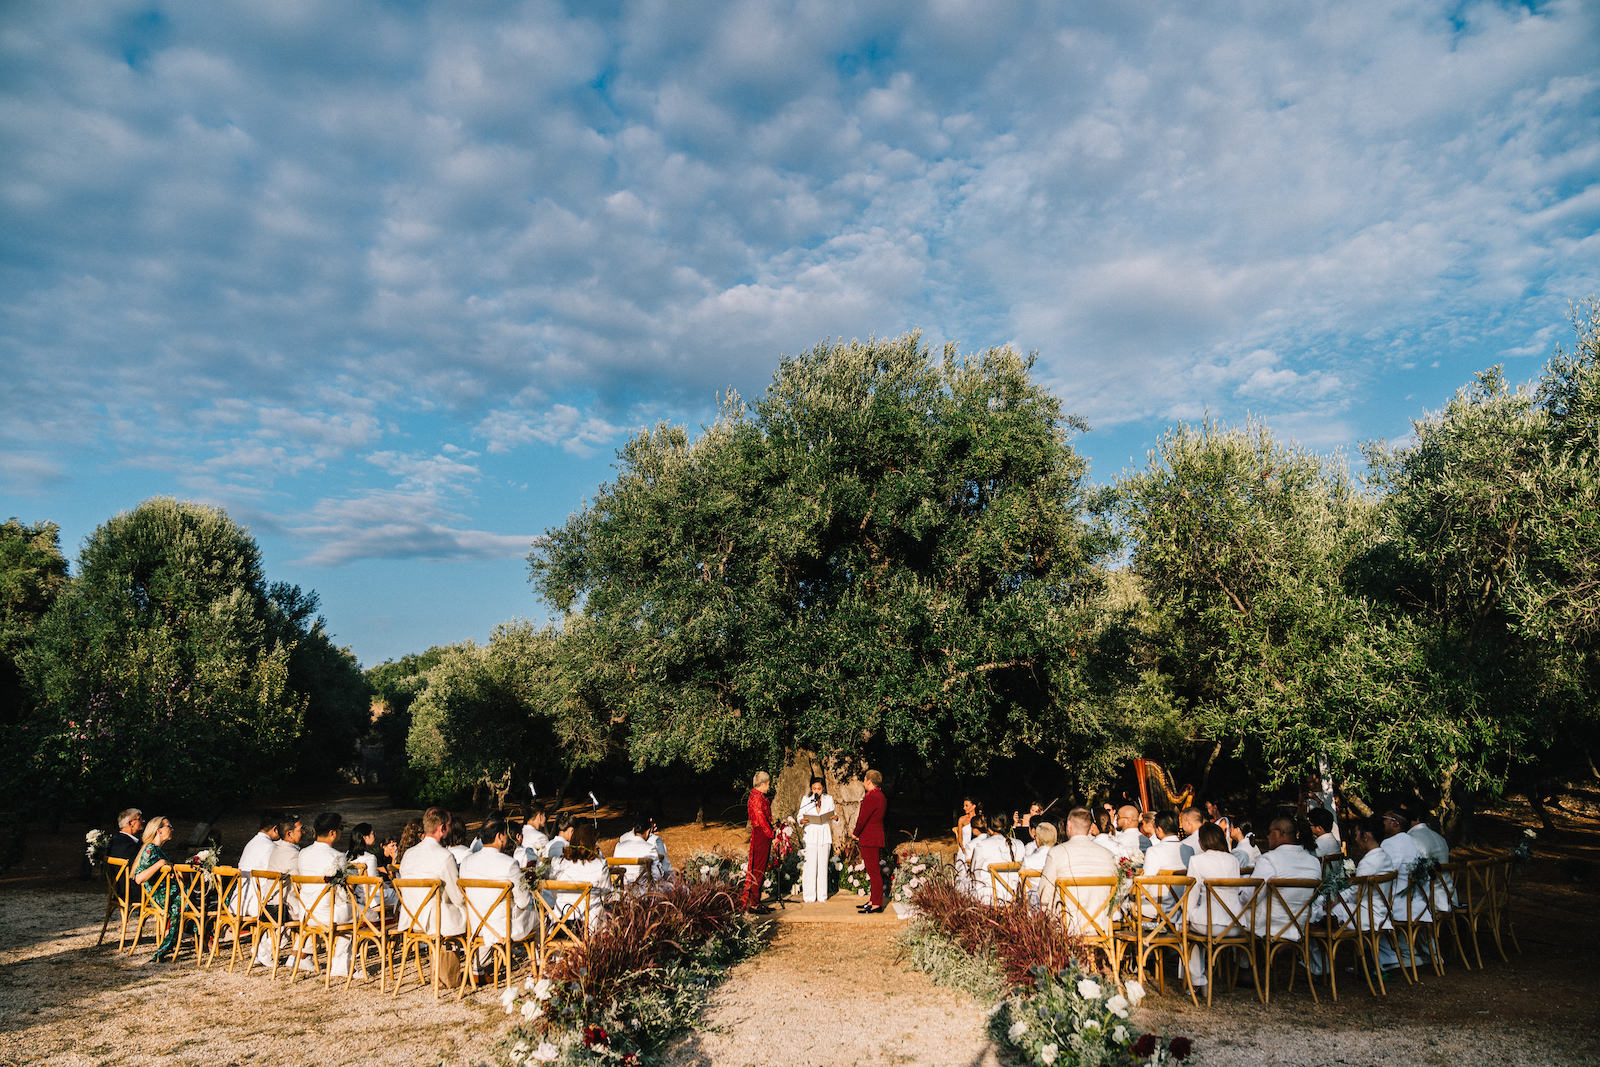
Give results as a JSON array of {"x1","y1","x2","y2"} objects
[
  {"x1": 798, "y1": 794, "x2": 836, "y2": 903},
  {"x1": 970, "y1": 833, "x2": 1023, "y2": 904}
]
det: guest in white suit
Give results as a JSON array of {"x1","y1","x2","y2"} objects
[
  {"x1": 1039, "y1": 809, "x2": 1119, "y2": 932},
  {"x1": 249, "y1": 814, "x2": 301, "y2": 966},
  {"x1": 796, "y1": 779, "x2": 840, "y2": 903},
  {"x1": 296, "y1": 812, "x2": 354, "y2": 975},
  {"x1": 548, "y1": 822, "x2": 611, "y2": 930},
  {"x1": 1021, "y1": 822, "x2": 1056, "y2": 904},
  {"x1": 459, "y1": 816, "x2": 535, "y2": 966},
  {"x1": 1142, "y1": 812, "x2": 1186, "y2": 875},
  {"x1": 1407, "y1": 807, "x2": 1452, "y2": 911},
  {"x1": 519, "y1": 805, "x2": 551, "y2": 867},
  {"x1": 1177, "y1": 808, "x2": 1205, "y2": 868},
  {"x1": 399, "y1": 807, "x2": 468, "y2": 937},
  {"x1": 545, "y1": 813, "x2": 575, "y2": 863},
  {"x1": 1249, "y1": 817, "x2": 1322, "y2": 939},
  {"x1": 647, "y1": 820, "x2": 674, "y2": 879},
  {"x1": 1379, "y1": 811, "x2": 1428, "y2": 922},
  {"x1": 234, "y1": 810, "x2": 281, "y2": 916},
  {"x1": 1229, "y1": 821, "x2": 1261, "y2": 869},
  {"x1": 1095, "y1": 805, "x2": 1143, "y2": 861},
  {"x1": 971, "y1": 812, "x2": 1024, "y2": 904},
  {"x1": 1184, "y1": 822, "x2": 1245, "y2": 989},
  {"x1": 615, "y1": 815, "x2": 667, "y2": 887},
  {"x1": 1309, "y1": 808, "x2": 1342, "y2": 858}
]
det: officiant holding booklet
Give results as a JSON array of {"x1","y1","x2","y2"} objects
[{"x1": 800, "y1": 777, "x2": 840, "y2": 903}]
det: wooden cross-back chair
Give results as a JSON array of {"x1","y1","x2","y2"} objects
[
  {"x1": 245, "y1": 871, "x2": 292, "y2": 978},
  {"x1": 459, "y1": 878, "x2": 518, "y2": 997},
  {"x1": 127, "y1": 864, "x2": 175, "y2": 954},
  {"x1": 1350, "y1": 872, "x2": 1399, "y2": 997},
  {"x1": 171, "y1": 863, "x2": 210, "y2": 966},
  {"x1": 99, "y1": 857, "x2": 135, "y2": 949},
  {"x1": 1052, "y1": 876, "x2": 1124, "y2": 978},
  {"x1": 205, "y1": 866, "x2": 252, "y2": 971},
  {"x1": 1258, "y1": 878, "x2": 1320, "y2": 1004},
  {"x1": 987, "y1": 862, "x2": 1023, "y2": 905},
  {"x1": 1309, "y1": 876, "x2": 1367, "y2": 1002},
  {"x1": 1128, "y1": 875, "x2": 1197, "y2": 1004},
  {"x1": 1389, "y1": 870, "x2": 1439, "y2": 982},
  {"x1": 535, "y1": 881, "x2": 595, "y2": 971},
  {"x1": 1191, "y1": 877, "x2": 1262, "y2": 1006},
  {"x1": 1430, "y1": 861, "x2": 1473, "y2": 971},
  {"x1": 392, "y1": 878, "x2": 458, "y2": 999},
  {"x1": 345, "y1": 875, "x2": 391, "y2": 988},
  {"x1": 1486, "y1": 855, "x2": 1521, "y2": 960},
  {"x1": 606, "y1": 857, "x2": 654, "y2": 892},
  {"x1": 289, "y1": 875, "x2": 353, "y2": 987}
]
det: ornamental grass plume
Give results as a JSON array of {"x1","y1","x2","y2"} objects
[{"x1": 907, "y1": 870, "x2": 1094, "y2": 985}]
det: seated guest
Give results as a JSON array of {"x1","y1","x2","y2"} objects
[
  {"x1": 614, "y1": 815, "x2": 665, "y2": 884},
  {"x1": 955, "y1": 813, "x2": 991, "y2": 896},
  {"x1": 1136, "y1": 811, "x2": 1155, "y2": 852},
  {"x1": 1039, "y1": 808, "x2": 1119, "y2": 929},
  {"x1": 132, "y1": 816, "x2": 179, "y2": 962},
  {"x1": 1096, "y1": 805, "x2": 1143, "y2": 860},
  {"x1": 1249, "y1": 816, "x2": 1322, "y2": 938},
  {"x1": 1093, "y1": 807, "x2": 1113, "y2": 838},
  {"x1": 1380, "y1": 809, "x2": 1429, "y2": 928},
  {"x1": 459, "y1": 816, "x2": 536, "y2": 965},
  {"x1": 1406, "y1": 806, "x2": 1452, "y2": 912},
  {"x1": 252, "y1": 813, "x2": 302, "y2": 967},
  {"x1": 1177, "y1": 807, "x2": 1205, "y2": 867},
  {"x1": 548, "y1": 822, "x2": 611, "y2": 930},
  {"x1": 1142, "y1": 811, "x2": 1186, "y2": 877},
  {"x1": 445, "y1": 816, "x2": 473, "y2": 864},
  {"x1": 1313, "y1": 815, "x2": 1398, "y2": 974},
  {"x1": 1184, "y1": 823, "x2": 1244, "y2": 991},
  {"x1": 1021, "y1": 821, "x2": 1056, "y2": 905},
  {"x1": 398, "y1": 806, "x2": 468, "y2": 937},
  {"x1": 1309, "y1": 808, "x2": 1342, "y2": 858},
  {"x1": 295, "y1": 812, "x2": 353, "y2": 976},
  {"x1": 233, "y1": 810, "x2": 280, "y2": 915},
  {"x1": 397, "y1": 818, "x2": 425, "y2": 860},
  {"x1": 345, "y1": 821, "x2": 398, "y2": 913},
  {"x1": 545, "y1": 812, "x2": 575, "y2": 863},
  {"x1": 520, "y1": 804, "x2": 551, "y2": 866},
  {"x1": 109, "y1": 808, "x2": 145, "y2": 864},
  {"x1": 1230, "y1": 820, "x2": 1261, "y2": 869},
  {"x1": 971, "y1": 811, "x2": 1024, "y2": 904},
  {"x1": 646, "y1": 817, "x2": 674, "y2": 879}
]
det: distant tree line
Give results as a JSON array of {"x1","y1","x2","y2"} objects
[{"x1": 7, "y1": 305, "x2": 1595, "y2": 831}]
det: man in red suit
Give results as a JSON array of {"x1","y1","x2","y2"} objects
[
  {"x1": 852, "y1": 769, "x2": 888, "y2": 913},
  {"x1": 743, "y1": 770, "x2": 775, "y2": 913}
]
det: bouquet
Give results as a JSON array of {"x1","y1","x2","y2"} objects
[
  {"x1": 1317, "y1": 858, "x2": 1356, "y2": 903},
  {"x1": 85, "y1": 829, "x2": 111, "y2": 871},
  {"x1": 519, "y1": 856, "x2": 554, "y2": 896},
  {"x1": 891, "y1": 853, "x2": 944, "y2": 904},
  {"x1": 189, "y1": 844, "x2": 222, "y2": 873},
  {"x1": 992, "y1": 964, "x2": 1195, "y2": 1066},
  {"x1": 1511, "y1": 828, "x2": 1535, "y2": 868},
  {"x1": 324, "y1": 862, "x2": 363, "y2": 888}
]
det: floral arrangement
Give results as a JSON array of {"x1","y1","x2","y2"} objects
[
  {"x1": 1512, "y1": 829, "x2": 1535, "y2": 869},
  {"x1": 496, "y1": 879, "x2": 765, "y2": 1066},
  {"x1": 1408, "y1": 855, "x2": 1441, "y2": 889},
  {"x1": 840, "y1": 848, "x2": 896, "y2": 897},
  {"x1": 1317, "y1": 858, "x2": 1356, "y2": 903},
  {"x1": 891, "y1": 852, "x2": 944, "y2": 904},
  {"x1": 189, "y1": 843, "x2": 222, "y2": 873},
  {"x1": 991, "y1": 965, "x2": 1193, "y2": 1067},
  {"x1": 519, "y1": 856, "x2": 554, "y2": 896},
  {"x1": 323, "y1": 861, "x2": 363, "y2": 888},
  {"x1": 1110, "y1": 854, "x2": 1142, "y2": 915},
  {"x1": 84, "y1": 829, "x2": 110, "y2": 871},
  {"x1": 682, "y1": 850, "x2": 740, "y2": 886}
]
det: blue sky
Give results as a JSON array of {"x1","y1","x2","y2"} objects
[{"x1": 3, "y1": 1, "x2": 1597, "y2": 667}]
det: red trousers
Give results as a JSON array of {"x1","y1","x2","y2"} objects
[
  {"x1": 744, "y1": 835, "x2": 772, "y2": 909},
  {"x1": 861, "y1": 845, "x2": 884, "y2": 906}
]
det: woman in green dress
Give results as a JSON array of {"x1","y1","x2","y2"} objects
[{"x1": 132, "y1": 815, "x2": 179, "y2": 962}]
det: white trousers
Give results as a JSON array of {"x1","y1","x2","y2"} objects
[{"x1": 802, "y1": 835, "x2": 831, "y2": 902}]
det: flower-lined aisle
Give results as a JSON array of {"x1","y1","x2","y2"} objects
[
  {"x1": 896, "y1": 863, "x2": 1194, "y2": 1067},
  {"x1": 497, "y1": 878, "x2": 768, "y2": 1066}
]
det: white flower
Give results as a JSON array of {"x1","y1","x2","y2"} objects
[
  {"x1": 1125, "y1": 979, "x2": 1145, "y2": 1006},
  {"x1": 520, "y1": 999, "x2": 541, "y2": 1019},
  {"x1": 1083, "y1": 1018, "x2": 1101, "y2": 1031},
  {"x1": 1106, "y1": 993, "x2": 1129, "y2": 1018},
  {"x1": 1113, "y1": 1026, "x2": 1128, "y2": 1044},
  {"x1": 1077, "y1": 978, "x2": 1103, "y2": 1000},
  {"x1": 85, "y1": 830, "x2": 100, "y2": 843},
  {"x1": 531, "y1": 1043, "x2": 560, "y2": 1062},
  {"x1": 534, "y1": 977, "x2": 552, "y2": 1000},
  {"x1": 511, "y1": 1042, "x2": 529, "y2": 1058},
  {"x1": 1008, "y1": 1020, "x2": 1028, "y2": 1041},
  {"x1": 500, "y1": 988, "x2": 518, "y2": 1009},
  {"x1": 324, "y1": 864, "x2": 340, "y2": 878},
  {"x1": 1040, "y1": 1043, "x2": 1059, "y2": 1065},
  {"x1": 701, "y1": 865, "x2": 712, "y2": 875}
]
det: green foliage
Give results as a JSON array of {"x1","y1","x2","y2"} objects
[
  {"x1": 19, "y1": 498, "x2": 305, "y2": 813},
  {"x1": 0, "y1": 518, "x2": 70, "y2": 803},
  {"x1": 532, "y1": 335, "x2": 1133, "y2": 786},
  {"x1": 403, "y1": 622, "x2": 568, "y2": 806},
  {"x1": 895, "y1": 922, "x2": 1007, "y2": 1001}
]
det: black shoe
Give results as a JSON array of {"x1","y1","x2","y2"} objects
[
  {"x1": 860, "y1": 904, "x2": 882, "y2": 914},
  {"x1": 749, "y1": 905, "x2": 773, "y2": 914}
]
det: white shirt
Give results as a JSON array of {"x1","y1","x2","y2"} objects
[
  {"x1": 350, "y1": 849, "x2": 397, "y2": 913},
  {"x1": 1231, "y1": 834, "x2": 1261, "y2": 869},
  {"x1": 1408, "y1": 822, "x2": 1451, "y2": 910},
  {"x1": 614, "y1": 831, "x2": 663, "y2": 883},
  {"x1": 647, "y1": 833, "x2": 673, "y2": 878},
  {"x1": 1185, "y1": 848, "x2": 1244, "y2": 933},
  {"x1": 520, "y1": 825, "x2": 551, "y2": 866},
  {"x1": 970, "y1": 833, "x2": 1023, "y2": 903},
  {"x1": 1038, "y1": 836, "x2": 1119, "y2": 926},
  {"x1": 399, "y1": 837, "x2": 467, "y2": 936},
  {"x1": 1314, "y1": 832, "x2": 1342, "y2": 858},
  {"x1": 1178, "y1": 830, "x2": 1203, "y2": 868},
  {"x1": 1143, "y1": 836, "x2": 1186, "y2": 877},
  {"x1": 548, "y1": 855, "x2": 610, "y2": 929},
  {"x1": 234, "y1": 831, "x2": 275, "y2": 915},
  {"x1": 447, "y1": 844, "x2": 473, "y2": 865},
  {"x1": 459, "y1": 846, "x2": 535, "y2": 943},
  {"x1": 1250, "y1": 844, "x2": 1322, "y2": 939},
  {"x1": 295, "y1": 840, "x2": 354, "y2": 925},
  {"x1": 797, "y1": 794, "x2": 837, "y2": 846},
  {"x1": 1381, "y1": 831, "x2": 1430, "y2": 920}
]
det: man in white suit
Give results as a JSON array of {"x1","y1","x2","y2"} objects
[
  {"x1": 1095, "y1": 805, "x2": 1143, "y2": 860},
  {"x1": 614, "y1": 815, "x2": 666, "y2": 885},
  {"x1": 1250, "y1": 817, "x2": 1322, "y2": 938},
  {"x1": 399, "y1": 807, "x2": 468, "y2": 937},
  {"x1": 233, "y1": 810, "x2": 281, "y2": 916},
  {"x1": 295, "y1": 811, "x2": 354, "y2": 975},
  {"x1": 459, "y1": 816, "x2": 535, "y2": 972},
  {"x1": 1177, "y1": 807, "x2": 1205, "y2": 867},
  {"x1": 1407, "y1": 807, "x2": 1452, "y2": 911},
  {"x1": 1309, "y1": 808, "x2": 1342, "y2": 858},
  {"x1": 519, "y1": 804, "x2": 551, "y2": 867},
  {"x1": 1039, "y1": 808, "x2": 1119, "y2": 933},
  {"x1": 252, "y1": 813, "x2": 302, "y2": 967}
]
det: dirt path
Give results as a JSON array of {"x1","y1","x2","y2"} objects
[{"x1": 662, "y1": 896, "x2": 1005, "y2": 1067}]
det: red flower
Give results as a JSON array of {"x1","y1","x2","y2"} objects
[
  {"x1": 1131, "y1": 1034, "x2": 1157, "y2": 1058},
  {"x1": 1169, "y1": 1036, "x2": 1193, "y2": 1060},
  {"x1": 582, "y1": 1025, "x2": 609, "y2": 1048}
]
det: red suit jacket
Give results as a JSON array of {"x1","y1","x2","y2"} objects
[
  {"x1": 748, "y1": 788, "x2": 775, "y2": 842},
  {"x1": 854, "y1": 787, "x2": 886, "y2": 848}
]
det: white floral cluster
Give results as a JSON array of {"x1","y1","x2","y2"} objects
[
  {"x1": 890, "y1": 853, "x2": 943, "y2": 903},
  {"x1": 996, "y1": 966, "x2": 1173, "y2": 1067},
  {"x1": 501, "y1": 978, "x2": 561, "y2": 1063},
  {"x1": 84, "y1": 829, "x2": 110, "y2": 868}
]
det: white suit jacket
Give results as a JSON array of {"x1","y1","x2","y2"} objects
[
  {"x1": 1143, "y1": 837, "x2": 1186, "y2": 876},
  {"x1": 1039, "y1": 837, "x2": 1118, "y2": 929},
  {"x1": 459, "y1": 846, "x2": 534, "y2": 943},
  {"x1": 970, "y1": 833, "x2": 1024, "y2": 903},
  {"x1": 614, "y1": 832, "x2": 663, "y2": 884},
  {"x1": 1185, "y1": 849, "x2": 1244, "y2": 933},
  {"x1": 399, "y1": 837, "x2": 467, "y2": 936},
  {"x1": 548, "y1": 856, "x2": 610, "y2": 930},
  {"x1": 1314, "y1": 832, "x2": 1342, "y2": 858},
  {"x1": 268, "y1": 841, "x2": 302, "y2": 918},
  {"x1": 1381, "y1": 830, "x2": 1430, "y2": 921},
  {"x1": 519, "y1": 826, "x2": 551, "y2": 868},
  {"x1": 234, "y1": 831, "x2": 275, "y2": 915},
  {"x1": 1178, "y1": 831, "x2": 1202, "y2": 869},
  {"x1": 1409, "y1": 823, "x2": 1452, "y2": 910},
  {"x1": 295, "y1": 841, "x2": 354, "y2": 925},
  {"x1": 1250, "y1": 844, "x2": 1322, "y2": 938}
]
